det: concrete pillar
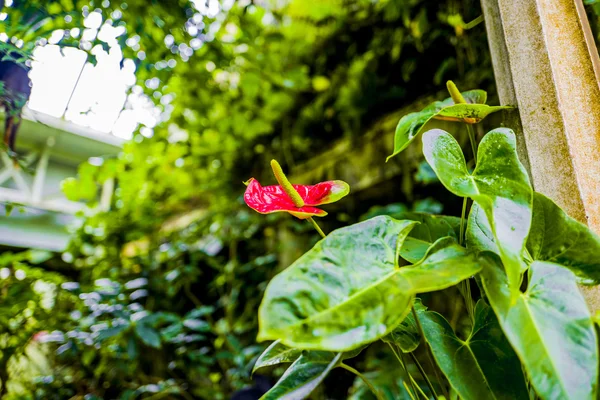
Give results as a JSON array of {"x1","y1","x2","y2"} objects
[{"x1": 482, "y1": 0, "x2": 600, "y2": 309}]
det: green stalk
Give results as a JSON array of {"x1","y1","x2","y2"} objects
[
  {"x1": 459, "y1": 278, "x2": 475, "y2": 322},
  {"x1": 459, "y1": 197, "x2": 468, "y2": 246},
  {"x1": 466, "y1": 124, "x2": 478, "y2": 161},
  {"x1": 403, "y1": 382, "x2": 418, "y2": 400},
  {"x1": 411, "y1": 307, "x2": 449, "y2": 399},
  {"x1": 409, "y1": 374, "x2": 431, "y2": 400},
  {"x1": 388, "y1": 342, "x2": 419, "y2": 398},
  {"x1": 308, "y1": 217, "x2": 326, "y2": 238},
  {"x1": 460, "y1": 123, "x2": 478, "y2": 323},
  {"x1": 340, "y1": 363, "x2": 384, "y2": 400},
  {"x1": 409, "y1": 352, "x2": 438, "y2": 399}
]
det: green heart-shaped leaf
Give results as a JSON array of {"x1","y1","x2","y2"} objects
[
  {"x1": 395, "y1": 212, "x2": 460, "y2": 263},
  {"x1": 418, "y1": 300, "x2": 528, "y2": 400},
  {"x1": 260, "y1": 352, "x2": 342, "y2": 400},
  {"x1": 258, "y1": 216, "x2": 483, "y2": 351},
  {"x1": 382, "y1": 299, "x2": 426, "y2": 353},
  {"x1": 468, "y1": 192, "x2": 600, "y2": 285},
  {"x1": 387, "y1": 90, "x2": 510, "y2": 160},
  {"x1": 481, "y1": 255, "x2": 598, "y2": 400},
  {"x1": 423, "y1": 128, "x2": 532, "y2": 295},
  {"x1": 528, "y1": 192, "x2": 600, "y2": 284}
]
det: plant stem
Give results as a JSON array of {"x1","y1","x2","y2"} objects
[
  {"x1": 459, "y1": 196, "x2": 468, "y2": 246},
  {"x1": 409, "y1": 352, "x2": 438, "y2": 399},
  {"x1": 307, "y1": 217, "x2": 326, "y2": 238},
  {"x1": 460, "y1": 279, "x2": 475, "y2": 322},
  {"x1": 409, "y1": 374, "x2": 431, "y2": 400},
  {"x1": 387, "y1": 342, "x2": 419, "y2": 397},
  {"x1": 411, "y1": 307, "x2": 449, "y2": 398},
  {"x1": 403, "y1": 382, "x2": 418, "y2": 400},
  {"x1": 340, "y1": 363, "x2": 384, "y2": 400},
  {"x1": 466, "y1": 123, "x2": 477, "y2": 161}
]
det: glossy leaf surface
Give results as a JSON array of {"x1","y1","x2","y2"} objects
[
  {"x1": 469, "y1": 192, "x2": 600, "y2": 285},
  {"x1": 418, "y1": 300, "x2": 528, "y2": 400},
  {"x1": 466, "y1": 203, "x2": 499, "y2": 254},
  {"x1": 258, "y1": 216, "x2": 482, "y2": 351},
  {"x1": 387, "y1": 90, "x2": 509, "y2": 160},
  {"x1": 244, "y1": 178, "x2": 350, "y2": 219},
  {"x1": 258, "y1": 217, "x2": 417, "y2": 351},
  {"x1": 398, "y1": 237, "x2": 481, "y2": 292},
  {"x1": 527, "y1": 192, "x2": 600, "y2": 284},
  {"x1": 395, "y1": 212, "x2": 460, "y2": 263},
  {"x1": 260, "y1": 352, "x2": 342, "y2": 400},
  {"x1": 423, "y1": 128, "x2": 532, "y2": 294},
  {"x1": 481, "y1": 255, "x2": 598, "y2": 400}
]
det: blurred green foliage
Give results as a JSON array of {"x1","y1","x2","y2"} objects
[{"x1": 1, "y1": 0, "x2": 494, "y2": 398}]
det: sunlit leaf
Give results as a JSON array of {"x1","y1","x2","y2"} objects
[
  {"x1": 527, "y1": 192, "x2": 600, "y2": 284},
  {"x1": 423, "y1": 128, "x2": 532, "y2": 295},
  {"x1": 481, "y1": 254, "x2": 598, "y2": 400},
  {"x1": 258, "y1": 216, "x2": 482, "y2": 351},
  {"x1": 469, "y1": 192, "x2": 600, "y2": 285},
  {"x1": 387, "y1": 91, "x2": 510, "y2": 160},
  {"x1": 465, "y1": 203, "x2": 499, "y2": 254},
  {"x1": 418, "y1": 300, "x2": 528, "y2": 400}
]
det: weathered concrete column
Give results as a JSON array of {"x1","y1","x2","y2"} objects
[{"x1": 482, "y1": 0, "x2": 600, "y2": 309}]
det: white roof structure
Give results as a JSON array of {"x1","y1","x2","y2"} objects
[{"x1": 0, "y1": 107, "x2": 122, "y2": 251}]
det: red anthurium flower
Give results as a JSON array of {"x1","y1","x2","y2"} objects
[{"x1": 244, "y1": 178, "x2": 350, "y2": 219}]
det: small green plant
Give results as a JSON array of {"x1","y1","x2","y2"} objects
[{"x1": 244, "y1": 81, "x2": 600, "y2": 400}]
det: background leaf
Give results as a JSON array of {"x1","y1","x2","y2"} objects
[{"x1": 134, "y1": 323, "x2": 162, "y2": 349}]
